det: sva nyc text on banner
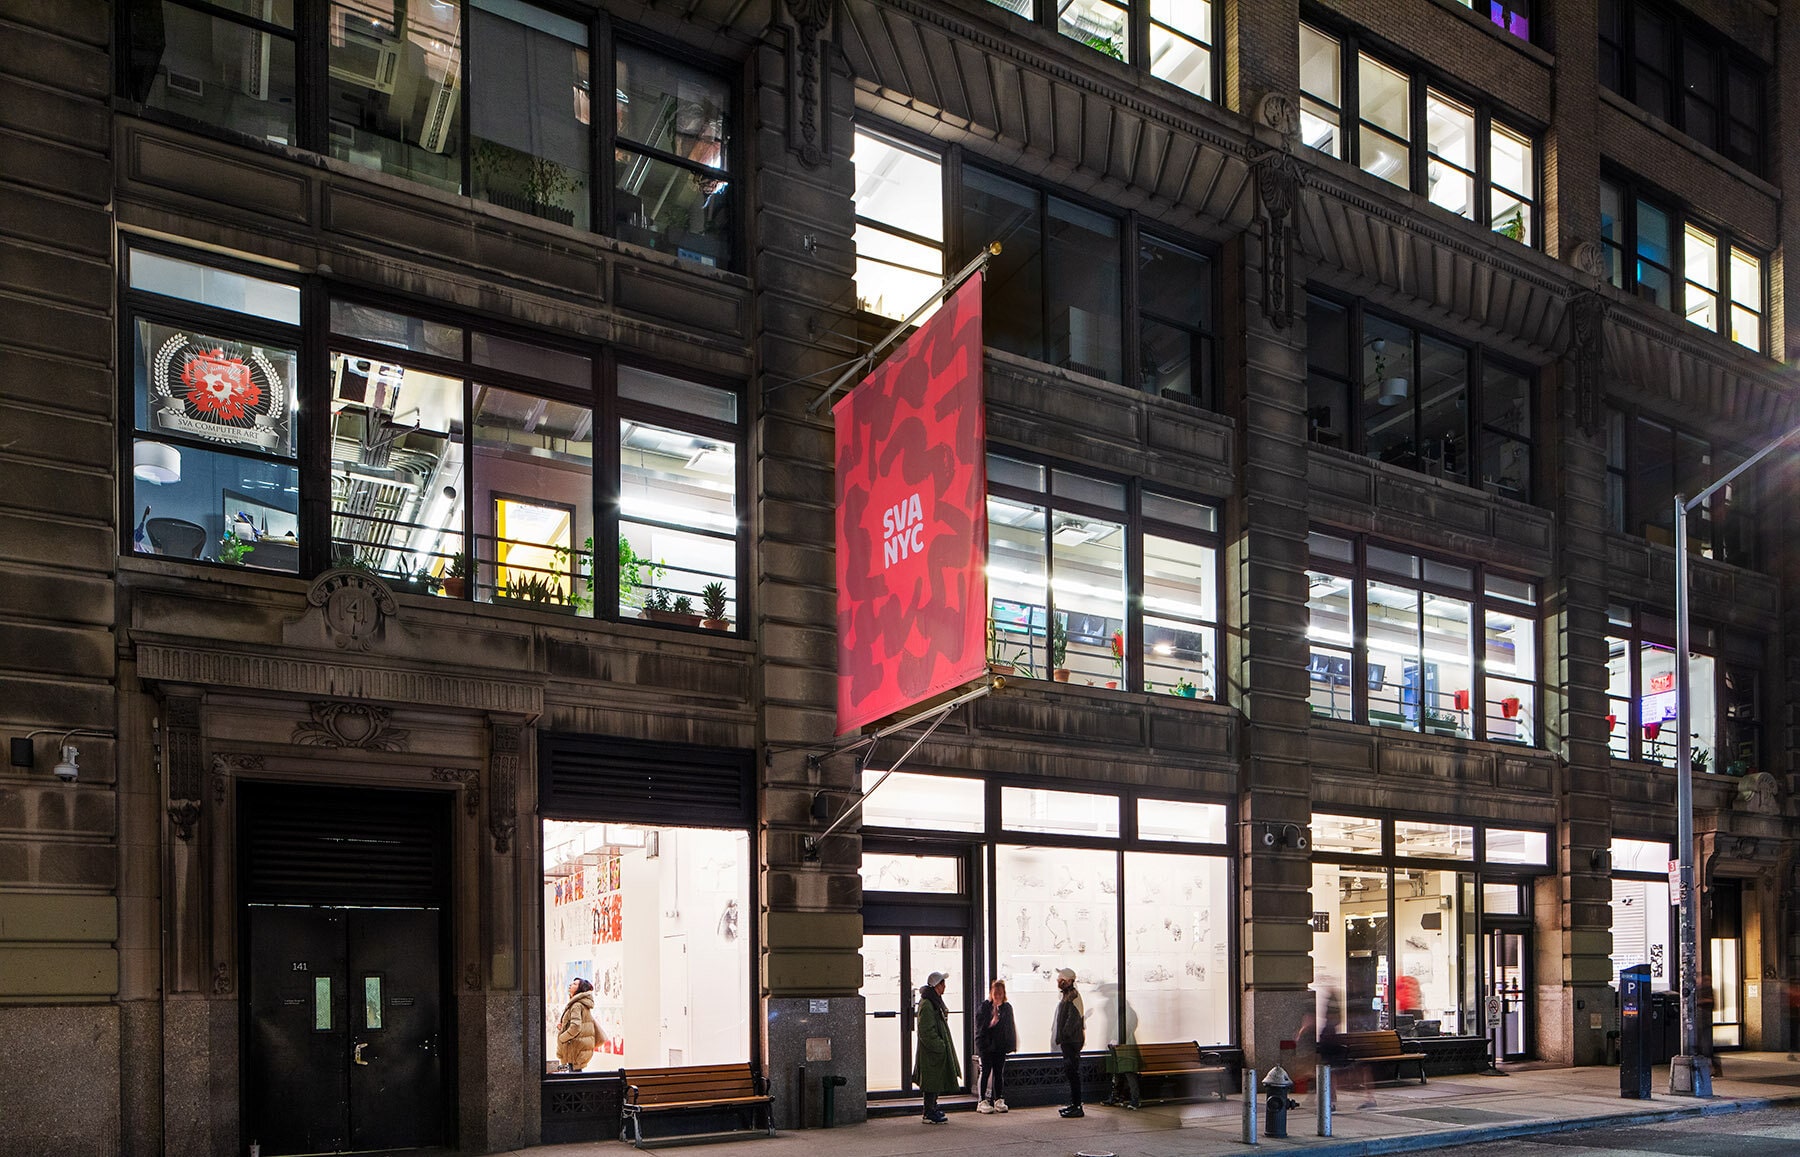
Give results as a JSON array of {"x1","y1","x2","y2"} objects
[{"x1": 833, "y1": 275, "x2": 988, "y2": 735}]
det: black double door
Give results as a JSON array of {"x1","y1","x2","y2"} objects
[{"x1": 247, "y1": 905, "x2": 444, "y2": 1155}]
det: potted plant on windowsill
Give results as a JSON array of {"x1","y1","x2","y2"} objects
[
  {"x1": 641, "y1": 588, "x2": 703, "y2": 627},
  {"x1": 1172, "y1": 677, "x2": 1199, "y2": 698},
  {"x1": 1050, "y1": 617, "x2": 1071, "y2": 682},
  {"x1": 441, "y1": 553, "x2": 470, "y2": 599},
  {"x1": 987, "y1": 617, "x2": 1030, "y2": 676},
  {"x1": 499, "y1": 573, "x2": 575, "y2": 614},
  {"x1": 701, "y1": 581, "x2": 731, "y2": 630}
]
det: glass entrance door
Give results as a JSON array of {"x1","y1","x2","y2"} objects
[
  {"x1": 1484, "y1": 928, "x2": 1529, "y2": 1061},
  {"x1": 860, "y1": 932, "x2": 966, "y2": 1096}
]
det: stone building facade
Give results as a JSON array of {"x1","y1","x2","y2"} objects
[{"x1": 1, "y1": 0, "x2": 1798, "y2": 1153}]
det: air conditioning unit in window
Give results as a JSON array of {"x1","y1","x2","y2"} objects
[
  {"x1": 417, "y1": 70, "x2": 461, "y2": 154},
  {"x1": 328, "y1": 12, "x2": 402, "y2": 95},
  {"x1": 236, "y1": 0, "x2": 275, "y2": 100}
]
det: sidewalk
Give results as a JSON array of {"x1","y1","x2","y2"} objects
[{"x1": 512, "y1": 1053, "x2": 1800, "y2": 1157}]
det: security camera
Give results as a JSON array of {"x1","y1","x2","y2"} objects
[
  {"x1": 1262, "y1": 829, "x2": 1277, "y2": 847},
  {"x1": 52, "y1": 745, "x2": 79, "y2": 783},
  {"x1": 1294, "y1": 833, "x2": 1310, "y2": 851}
]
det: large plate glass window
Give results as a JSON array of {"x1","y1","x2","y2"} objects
[
  {"x1": 614, "y1": 44, "x2": 732, "y2": 267},
  {"x1": 126, "y1": 247, "x2": 302, "y2": 572},
  {"x1": 852, "y1": 130, "x2": 944, "y2": 321},
  {"x1": 126, "y1": 0, "x2": 300, "y2": 146},
  {"x1": 326, "y1": 0, "x2": 463, "y2": 194},
  {"x1": 470, "y1": 0, "x2": 592, "y2": 229}
]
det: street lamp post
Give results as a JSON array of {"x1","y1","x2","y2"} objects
[{"x1": 1667, "y1": 422, "x2": 1800, "y2": 1097}]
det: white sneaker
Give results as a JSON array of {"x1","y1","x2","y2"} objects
[
  {"x1": 977, "y1": 1100, "x2": 995, "y2": 1114},
  {"x1": 994, "y1": 1099, "x2": 1008, "y2": 1113}
]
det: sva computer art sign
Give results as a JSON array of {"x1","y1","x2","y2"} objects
[{"x1": 833, "y1": 276, "x2": 987, "y2": 735}]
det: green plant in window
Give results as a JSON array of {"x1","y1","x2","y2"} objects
[
  {"x1": 1049, "y1": 616, "x2": 1069, "y2": 672},
  {"x1": 701, "y1": 581, "x2": 730, "y2": 627},
  {"x1": 552, "y1": 536, "x2": 595, "y2": 613},
  {"x1": 1692, "y1": 736, "x2": 1712, "y2": 773},
  {"x1": 445, "y1": 552, "x2": 471, "y2": 580},
  {"x1": 670, "y1": 594, "x2": 695, "y2": 617},
  {"x1": 987, "y1": 618, "x2": 1031, "y2": 675},
  {"x1": 1083, "y1": 32, "x2": 1124, "y2": 60},
  {"x1": 218, "y1": 529, "x2": 254, "y2": 566},
  {"x1": 504, "y1": 573, "x2": 564, "y2": 605},
  {"x1": 1495, "y1": 207, "x2": 1526, "y2": 242},
  {"x1": 618, "y1": 537, "x2": 665, "y2": 608},
  {"x1": 1172, "y1": 677, "x2": 1198, "y2": 698}
]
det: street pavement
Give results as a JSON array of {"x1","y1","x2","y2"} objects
[
  {"x1": 1433, "y1": 1104, "x2": 1800, "y2": 1155},
  {"x1": 510, "y1": 1053, "x2": 1800, "y2": 1157}
]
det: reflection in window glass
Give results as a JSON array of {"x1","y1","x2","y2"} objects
[
  {"x1": 131, "y1": 442, "x2": 302, "y2": 571},
  {"x1": 1047, "y1": 198, "x2": 1122, "y2": 381},
  {"x1": 861, "y1": 772, "x2": 985, "y2": 832},
  {"x1": 1610, "y1": 877, "x2": 1672, "y2": 991},
  {"x1": 1394, "y1": 820, "x2": 1474, "y2": 860},
  {"x1": 314, "y1": 975, "x2": 333, "y2": 1031},
  {"x1": 996, "y1": 845, "x2": 1118, "y2": 1044},
  {"x1": 330, "y1": 301, "x2": 464, "y2": 359},
  {"x1": 1002, "y1": 786, "x2": 1120, "y2": 837},
  {"x1": 860, "y1": 853, "x2": 960, "y2": 893},
  {"x1": 136, "y1": 1, "x2": 299, "y2": 147},
  {"x1": 1059, "y1": 0, "x2": 1128, "y2": 62},
  {"x1": 961, "y1": 168, "x2": 1046, "y2": 367},
  {"x1": 1124, "y1": 851, "x2": 1230, "y2": 1042},
  {"x1": 476, "y1": 386, "x2": 593, "y2": 611},
  {"x1": 614, "y1": 45, "x2": 732, "y2": 266},
  {"x1": 1137, "y1": 798, "x2": 1227, "y2": 844},
  {"x1": 542, "y1": 820, "x2": 750, "y2": 1069},
  {"x1": 614, "y1": 150, "x2": 733, "y2": 266},
  {"x1": 1311, "y1": 813, "x2": 1382, "y2": 858},
  {"x1": 364, "y1": 976, "x2": 383, "y2": 1029},
  {"x1": 328, "y1": 353, "x2": 467, "y2": 580},
  {"x1": 470, "y1": 1, "x2": 591, "y2": 229},
  {"x1": 1137, "y1": 237, "x2": 1214, "y2": 404},
  {"x1": 620, "y1": 419, "x2": 738, "y2": 617},
  {"x1": 472, "y1": 333, "x2": 591, "y2": 390},
  {"x1": 131, "y1": 250, "x2": 301, "y2": 323},
  {"x1": 327, "y1": 0, "x2": 464, "y2": 194},
  {"x1": 853, "y1": 131, "x2": 944, "y2": 321},
  {"x1": 618, "y1": 367, "x2": 737, "y2": 423},
  {"x1": 1485, "y1": 829, "x2": 1547, "y2": 865}
]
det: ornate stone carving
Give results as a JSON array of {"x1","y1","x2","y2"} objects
[
  {"x1": 293, "y1": 702, "x2": 410, "y2": 750},
  {"x1": 136, "y1": 643, "x2": 543, "y2": 716},
  {"x1": 1258, "y1": 91, "x2": 1299, "y2": 138},
  {"x1": 1251, "y1": 148, "x2": 1305, "y2": 330},
  {"x1": 211, "y1": 753, "x2": 261, "y2": 805},
  {"x1": 1735, "y1": 771, "x2": 1780, "y2": 816},
  {"x1": 1566, "y1": 292, "x2": 1606, "y2": 438},
  {"x1": 305, "y1": 568, "x2": 399, "y2": 652},
  {"x1": 212, "y1": 961, "x2": 232, "y2": 995},
  {"x1": 432, "y1": 767, "x2": 482, "y2": 818},
  {"x1": 163, "y1": 695, "x2": 204, "y2": 841},
  {"x1": 464, "y1": 961, "x2": 481, "y2": 991},
  {"x1": 1569, "y1": 240, "x2": 1605, "y2": 279},
  {"x1": 780, "y1": 0, "x2": 834, "y2": 169},
  {"x1": 488, "y1": 721, "x2": 523, "y2": 854}
]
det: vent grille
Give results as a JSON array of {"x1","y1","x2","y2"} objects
[
  {"x1": 240, "y1": 782, "x2": 449, "y2": 906},
  {"x1": 540, "y1": 734, "x2": 754, "y2": 828}
]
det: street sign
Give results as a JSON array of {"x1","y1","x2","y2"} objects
[{"x1": 1484, "y1": 995, "x2": 1502, "y2": 1028}]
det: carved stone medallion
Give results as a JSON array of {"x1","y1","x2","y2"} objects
[
  {"x1": 293, "y1": 701, "x2": 410, "y2": 751},
  {"x1": 305, "y1": 568, "x2": 399, "y2": 652}
]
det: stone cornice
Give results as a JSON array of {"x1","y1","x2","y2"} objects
[{"x1": 134, "y1": 639, "x2": 544, "y2": 718}]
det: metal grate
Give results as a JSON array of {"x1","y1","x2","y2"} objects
[
  {"x1": 240, "y1": 782, "x2": 450, "y2": 906},
  {"x1": 539, "y1": 733, "x2": 754, "y2": 828}
]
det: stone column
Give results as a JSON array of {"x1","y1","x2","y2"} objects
[
  {"x1": 751, "y1": 8, "x2": 868, "y2": 1128},
  {"x1": 1543, "y1": 1, "x2": 1600, "y2": 265}
]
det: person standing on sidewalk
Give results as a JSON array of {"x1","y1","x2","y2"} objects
[
  {"x1": 1052, "y1": 967, "x2": 1086, "y2": 1117},
  {"x1": 915, "y1": 971, "x2": 960, "y2": 1124},
  {"x1": 975, "y1": 978, "x2": 1017, "y2": 1113}
]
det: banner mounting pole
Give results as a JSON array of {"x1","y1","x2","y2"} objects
[
  {"x1": 803, "y1": 676, "x2": 1003, "y2": 859},
  {"x1": 806, "y1": 241, "x2": 1001, "y2": 415}
]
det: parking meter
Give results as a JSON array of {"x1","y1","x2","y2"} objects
[{"x1": 1619, "y1": 964, "x2": 1651, "y2": 1099}]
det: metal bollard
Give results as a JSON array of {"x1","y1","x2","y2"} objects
[
  {"x1": 1241, "y1": 1066, "x2": 1259, "y2": 1145},
  {"x1": 1316, "y1": 1064, "x2": 1332, "y2": 1136}
]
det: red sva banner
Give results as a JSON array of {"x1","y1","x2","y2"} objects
[{"x1": 834, "y1": 277, "x2": 987, "y2": 735}]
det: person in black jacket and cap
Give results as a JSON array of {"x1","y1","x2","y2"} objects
[
  {"x1": 1052, "y1": 967, "x2": 1086, "y2": 1117},
  {"x1": 974, "y1": 978, "x2": 1017, "y2": 1113}
]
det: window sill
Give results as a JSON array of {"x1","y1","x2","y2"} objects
[
  {"x1": 1596, "y1": 88, "x2": 1778, "y2": 201},
  {"x1": 1312, "y1": 715, "x2": 1543, "y2": 755}
]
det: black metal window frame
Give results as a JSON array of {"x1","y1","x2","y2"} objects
[
  {"x1": 860, "y1": 773, "x2": 1238, "y2": 1050},
  {"x1": 116, "y1": 0, "x2": 743, "y2": 270},
  {"x1": 1305, "y1": 529, "x2": 1544, "y2": 747},
  {"x1": 1304, "y1": 291, "x2": 1537, "y2": 504},
  {"x1": 1599, "y1": 173, "x2": 1768, "y2": 354},
  {"x1": 985, "y1": 447, "x2": 1225, "y2": 697},
  {"x1": 1599, "y1": 401, "x2": 1759, "y2": 567},
  {"x1": 1297, "y1": 14, "x2": 1542, "y2": 246},
  {"x1": 867, "y1": 126, "x2": 1222, "y2": 405},
  {"x1": 1597, "y1": 0, "x2": 1765, "y2": 176},
  {"x1": 118, "y1": 236, "x2": 748, "y2": 630},
  {"x1": 1310, "y1": 811, "x2": 1552, "y2": 873},
  {"x1": 1603, "y1": 605, "x2": 1761, "y2": 772},
  {"x1": 980, "y1": 0, "x2": 1221, "y2": 103}
]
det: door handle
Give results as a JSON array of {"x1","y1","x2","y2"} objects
[{"x1": 353, "y1": 1041, "x2": 369, "y2": 1066}]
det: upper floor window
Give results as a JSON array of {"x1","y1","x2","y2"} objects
[
  {"x1": 986, "y1": 454, "x2": 1220, "y2": 700},
  {"x1": 1307, "y1": 532, "x2": 1540, "y2": 746},
  {"x1": 1605, "y1": 606, "x2": 1759, "y2": 773},
  {"x1": 1602, "y1": 405, "x2": 1757, "y2": 566},
  {"x1": 124, "y1": 3, "x2": 735, "y2": 268},
  {"x1": 1298, "y1": 23, "x2": 1537, "y2": 244},
  {"x1": 126, "y1": 243, "x2": 743, "y2": 627},
  {"x1": 1451, "y1": 0, "x2": 1531, "y2": 42},
  {"x1": 1598, "y1": 1, "x2": 1764, "y2": 175},
  {"x1": 984, "y1": 0, "x2": 1216, "y2": 100},
  {"x1": 1600, "y1": 176, "x2": 1765, "y2": 352},
  {"x1": 1306, "y1": 294, "x2": 1534, "y2": 503},
  {"x1": 855, "y1": 130, "x2": 1219, "y2": 406}
]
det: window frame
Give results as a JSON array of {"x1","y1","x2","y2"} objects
[
  {"x1": 1298, "y1": 17, "x2": 1540, "y2": 246},
  {"x1": 1603, "y1": 605, "x2": 1754, "y2": 772},
  {"x1": 1305, "y1": 530, "x2": 1544, "y2": 747},
  {"x1": 1597, "y1": 0, "x2": 1765, "y2": 176},
  {"x1": 119, "y1": 238, "x2": 748, "y2": 632},
  {"x1": 986, "y1": 448, "x2": 1224, "y2": 699},
  {"x1": 1601, "y1": 400, "x2": 1758, "y2": 566},
  {"x1": 118, "y1": 3, "x2": 744, "y2": 270},
  {"x1": 1304, "y1": 290, "x2": 1536, "y2": 503},
  {"x1": 980, "y1": 0, "x2": 1221, "y2": 102}
]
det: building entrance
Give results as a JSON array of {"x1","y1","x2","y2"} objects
[
  {"x1": 238, "y1": 782, "x2": 452, "y2": 1155},
  {"x1": 862, "y1": 930, "x2": 969, "y2": 1096},
  {"x1": 1484, "y1": 928, "x2": 1530, "y2": 1061},
  {"x1": 246, "y1": 907, "x2": 445, "y2": 1154}
]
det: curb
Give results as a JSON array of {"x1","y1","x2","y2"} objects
[{"x1": 1261, "y1": 1090, "x2": 1800, "y2": 1156}]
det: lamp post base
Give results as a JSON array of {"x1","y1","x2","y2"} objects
[{"x1": 1669, "y1": 1055, "x2": 1714, "y2": 1097}]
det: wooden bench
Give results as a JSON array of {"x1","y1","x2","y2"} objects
[
  {"x1": 618, "y1": 1063, "x2": 774, "y2": 1148},
  {"x1": 1324, "y1": 1030, "x2": 1428, "y2": 1086},
  {"x1": 1103, "y1": 1041, "x2": 1231, "y2": 1107}
]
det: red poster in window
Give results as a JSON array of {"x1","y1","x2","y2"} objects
[{"x1": 834, "y1": 276, "x2": 987, "y2": 735}]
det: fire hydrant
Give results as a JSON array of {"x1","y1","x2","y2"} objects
[{"x1": 1262, "y1": 1065, "x2": 1299, "y2": 1138}]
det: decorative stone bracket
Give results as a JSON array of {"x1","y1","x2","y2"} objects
[
  {"x1": 1250, "y1": 119, "x2": 1303, "y2": 332},
  {"x1": 779, "y1": 0, "x2": 834, "y2": 169},
  {"x1": 488, "y1": 720, "x2": 522, "y2": 854},
  {"x1": 1566, "y1": 291, "x2": 1606, "y2": 439},
  {"x1": 164, "y1": 695, "x2": 204, "y2": 841}
]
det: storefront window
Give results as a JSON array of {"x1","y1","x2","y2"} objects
[
  {"x1": 1609, "y1": 876, "x2": 1673, "y2": 992},
  {"x1": 860, "y1": 771, "x2": 985, "y2": 832},
  {"x1": 1137, "y1": 798, "x2": 1227, "y2": 844},
  {"x1": 1002, "y1": 787, "x2": 1121, "y2": 838},
  {"x1": 1485, "y1": 829, "x2": 1547, "y2": 866},
  {"x1": 541, "y1": 820, "x2": 750, "y2": 1070},
  {"x1": 1123, "y1": 851, "x2": 1230, "y2": 1041},
  {"x1": 995, "y1": 845, "x2": 1119, "y2": 1049},
  {"x1": 860, "y1": 853, "x2": 960, "y2": 893},
  {"x1": 1311, "y1": 862, "x2": 1390, "y2": 1033},
  {"x1": 1311, "y1": 813, "x2": 1382, "y2": 858},
  {"x1": 1394, "y1": 821, "x2": 1474, "y2": 860}
]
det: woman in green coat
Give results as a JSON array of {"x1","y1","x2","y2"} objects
[{"x1": 914, "y1": 971, "x2": 961, "y2": 1123}]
